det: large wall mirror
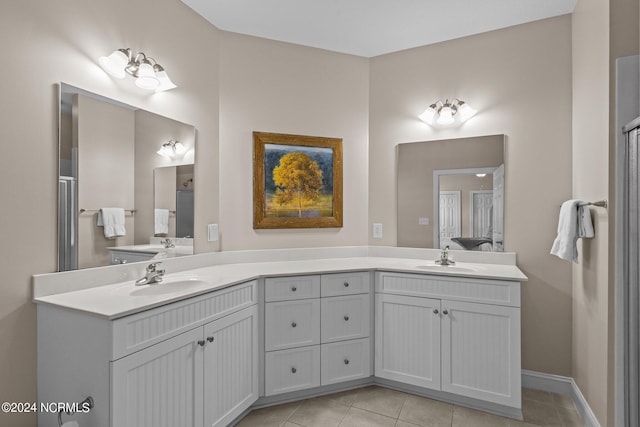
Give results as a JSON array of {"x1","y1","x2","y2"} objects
[
  {"x1": 397, "y1": 134, "x2": 505, "y2": 251},
  {"x1": 58, "y1": 83, "x2": 196, "y2": 271}
]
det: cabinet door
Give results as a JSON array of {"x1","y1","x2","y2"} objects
[
  {"x1": 204, "y1": 305, "x2": 259, "y2": 427},
  {"x1": 441, "y1": 300, "x2": 521, "y2": 407},
  {"x1": 111, "y1": 327, "x2": 204, "y2": 427},
  {"x1": 375, "y1": 294, "x2": 441, "y2": 390}
]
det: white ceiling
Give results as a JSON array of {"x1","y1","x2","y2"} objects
[{"x1": 180, "y1": 0, "x2": 576, "y2": 57}]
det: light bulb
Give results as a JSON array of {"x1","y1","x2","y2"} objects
[
  {"x1": 419, "y1": 105, "x2": 437, "y2": 124},
  {"x1": 173, "y1": 141, "x2": 186, "y2": 154},
  {"x1": 157, "y1": 144, "x2": 173, "y2": 157},
  {"x1": 437, "y1": 106, "x2": 454, "y2": 125},
  {"x1": 155, "y1": 70, "x2": 177, "y2": 92},
  {"x1": 135, "y1": 62, "x2": 159, "y2": 90},
  {"x1": 458, "y1": 102, "x2": 477, "y2": 122},
  {"x1": 99, "y1": 49, "x2": 129, "y2": 79}
]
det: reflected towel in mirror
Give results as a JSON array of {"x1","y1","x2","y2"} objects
[
  {"x1": 97, "y1": 208, "x2": 126, "y2": 239},
  {"x1": 154, "y1": 208, "x2": 170, "y2": 235}
]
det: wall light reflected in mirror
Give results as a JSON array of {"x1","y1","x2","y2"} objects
[{"x1": 157, "y1": 139, "x2": 186, "y2": 157}]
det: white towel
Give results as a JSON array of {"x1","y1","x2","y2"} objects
[
  {"x1": 550, "y1": 200, "x2": 594, "y2": 263},
  {"x1": 154, "y1": 208, "x2": 170, "y2": 235},
  {"x1": 97, "y1": 208, "x2": 126, "y2": 239}
]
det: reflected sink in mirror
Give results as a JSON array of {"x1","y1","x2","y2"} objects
[
  {"x1": 415, "y1": 265, "x2": 478, "y2": 273},
  {"x1": 129, "y1": 277, "x2": 209, "y2": 296}
]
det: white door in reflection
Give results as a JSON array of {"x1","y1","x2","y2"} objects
[{"x1": 439, "y1": 191, "x2": 461, "y2": 249}]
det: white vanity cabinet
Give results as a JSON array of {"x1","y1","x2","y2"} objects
[
  {"x1": 263, "y1": 272, "x2": 372, "y2": 396},
  {"x1": 375, "y1": 271, "x2": 521, "y2": 410},
  {"x1": 37, "y1": 280, "x2": 259, "y2": 427}
]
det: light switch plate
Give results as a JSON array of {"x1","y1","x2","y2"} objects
[
  {"x1": 373, "y1": 223, "x2": 383, "y2": 238},
  {"x1": 207, "y1": 224, "x2": 219, "y2": 242},
  {"x1": 419, "y1": 217, "x2": 429, "y2": 225}
]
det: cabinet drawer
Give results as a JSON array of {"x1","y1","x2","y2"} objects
[
  {"x1": 265, "y1": 299, "x2": 320, "y2": 351},
  {"x1": 321, "y1": 294, "x2": 370, "y2": 343},
  {"x1": 264, "y1": 345, "x2": 321, "y2": 396},
  {"x1": 376, "y1": 271, "x2": 520, "y2": 307},
  {"x1": 112, "y1": 280, "x2": 257, "y2": 360},
  {"x1": 321, "y1": 271, "x2": 370, "y2": 297},
  {"x1": 265, "y1": 275, "x2": 320, "y2": 302},
  {"x1": 321, "y1": 338, "x2": 371, "y2": 386}
]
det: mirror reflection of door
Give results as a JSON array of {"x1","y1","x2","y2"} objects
[
  {"x1": 439, "y1": 191, "x2": 461, "y2": 249},
  {"x1": 492, "y1": 164, "x2": 505, "y2": 251}
]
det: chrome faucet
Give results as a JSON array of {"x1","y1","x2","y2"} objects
[
  {"x1": 160, "y1": 238, "x2": 175, "y2": 248},
  {"x1": 436, "y1": 245, "x2": 456, "y2": 266},
  {"x1": 135, "y1": 262, "x2": 165, "y2": 286}
]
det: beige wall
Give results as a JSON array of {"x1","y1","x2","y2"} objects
[
  {"x1": 218, "y1": 32, "x2": 370, "y2": 250},
  {"x1": 76, "y1": 94, "x2": 135, "y2": 268},
  {"x1": 369, "y1": 16, "x2": 574, "y2": 375},
  {"x1": 571, "y1": 1, "x2": 610, "y2": 425},
  {"x1": 0, "y1": 0, "x2": 220, "y2": 424}
]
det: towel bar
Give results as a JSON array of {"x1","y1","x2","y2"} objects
[
  {"x1": 559, "y1": 200, "x2": 607, "y2": 209},
  {"x1": 79, "y1": 208, "x2": 136, "y2": 214},
  {"x1": 57, "y1": 396, "x2": 94, "y2": 427}
]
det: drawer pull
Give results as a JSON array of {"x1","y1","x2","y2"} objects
[
  {"x1": 207, "y1": 336, "x2": 214, "y2": 343},
  {"x1": 197, "y1": 340, "x2": 205, "y2": 347},
  {"x1": 344, "y1": 282, "x2": 350, "y2": 287},
  {"x1": 433, "y1": 309, "x2": 439, "y2": 314},
  {"x1": 291, "y1": 286, "x2": 297, "y2": 292},
  {"x1": 443, "y1": 309, "x2": 449, "y2": 315},
  {"x1": 291, "y1": 367, "x2": 297, "y2": 374},
  {"x1": 344, "y1": 359, "x2": 350, "y2": 365},
  {"x1": 291, "y1": 322, "x2": 297, "y2": 328},
  {"x1": 344, "y1": 315, "x2": 350, "y2": 321}
]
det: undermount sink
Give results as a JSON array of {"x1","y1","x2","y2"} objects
[
  {"x1": 415, "y1": 265, "x2": 477, "y2": 273},
  {"x1": 129, "y1": 277, "x2": 209, "y2": 296}
]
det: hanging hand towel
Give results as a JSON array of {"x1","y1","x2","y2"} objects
[
  {"x1": 550, "y1": 200, "x2": 594, "y2": 263},
  {"x1": 97, "y1": 208, "x2": 126, "y2": 239},
  {"x1": 154, "y1": 208, "x2": 170, "y2": 235}
]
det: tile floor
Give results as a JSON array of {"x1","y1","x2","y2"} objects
[{"x1": 235, "y1": 386, "x2": 584, "y2": 427}]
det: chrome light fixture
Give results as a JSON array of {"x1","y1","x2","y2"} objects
[
  {"x1": 99, "y1": 48, "x2": 177, "y2": 92},
  {"x1": 157, "y1": 139, "x2": 186, "y2": 157},
  {"x1": 419, "y1": 99, "x2": 476, "y2": 126}
]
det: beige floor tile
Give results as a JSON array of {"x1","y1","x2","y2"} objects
[
  {"x1": 451, "y1": 406, "x2": 509, "y2": 427},
  {"x1": 507, "y1": 420, "x2": 540, "y2": 427},
  {"x1": 521, "y1": 399, "x2": 564, "y2": 427},
  {"x1": 557, "y1": 406, "x2": 584, "y2": 427},
  {"x1": 283, "y1": 423, "x2": 304, "y2": 427},
  {"x1": 522, "y1": 388, "x2": 554, "y2": 405},
  {"x1": 339, "y1": 407, "x2": 397, "y2": 427},
  {"x1": 550, "y1": 392, "x2": 576, "y2": 410},
  {"x1": 351, "y1": 386, "x2": 408, "y2": 418},
  {"x1": 396, "y1": 421, "x2": 422, "y2": 427},
  {"x1": 321, "y1": 387, "x2": 365, "y2": 406},
  {"x1": 288, "y1": 397, "x2": 350, "y2": 427},
  {"x1": 236, "y1": 401, "x2": 301, "y2": 427},
  {"x1": 398, "y1": 395, "x2": 453, "y2": 427}
]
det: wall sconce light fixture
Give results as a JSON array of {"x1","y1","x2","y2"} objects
[
  {"x1": 157, "y1": 139, "x2": 186, "y2": 157},
  {"x1": 99, "y1": 48, "x2": 176, "y2": 92},
  {"x1": 419, "y1": 99, "x2": 476, "y2": 126}
]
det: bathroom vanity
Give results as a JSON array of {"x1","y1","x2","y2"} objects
[{"x1": 34, "y1": 247, "x2": 526, "y2": 427}]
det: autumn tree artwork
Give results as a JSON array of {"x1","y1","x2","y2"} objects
[{"x1": 253, "y1": 132, "x2": 343, "y2": 229}]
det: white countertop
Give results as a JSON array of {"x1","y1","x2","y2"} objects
[{"x1": 33, "y1": 255, "x2": 527, "y2": 320}]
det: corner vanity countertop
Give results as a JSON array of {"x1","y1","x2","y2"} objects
[
  {"x1": 33, "y1": 255, "x2": 527, "y2": 320},
  {"x1": 107, "y1": 244, "x2": 194, "y2": 256}
]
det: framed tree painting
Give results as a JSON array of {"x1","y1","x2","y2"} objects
[{"x1": 253, "y1": 131, "x2": 343, "y2": 229}]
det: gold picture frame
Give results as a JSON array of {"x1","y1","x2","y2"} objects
[{"x1": 253, "y1": 131, "x2": 343, "y2": 229}]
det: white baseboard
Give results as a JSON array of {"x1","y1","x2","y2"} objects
[{"x1": 522, "y1": 370, "x2": 601, "y2": 427}]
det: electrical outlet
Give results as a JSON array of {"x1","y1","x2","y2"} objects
[
  {"x1": 373, "y1": 223, "x2": 383, "y2": 238},
  {"x1": 419, "y1": 217, "x2": 430, "y2": 225},
  {"x1": 207, "y1": 224, "x2": 219, "y2": 242}
]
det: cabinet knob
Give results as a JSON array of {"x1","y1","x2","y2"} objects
[
  {"x1": 443, "y1": 309, "x2": 449, "y2": 315},
  {"x1": 344, "y1": 282, "x2": 350, "y2": 287},
  {"x1": 197, "y1": 340, "x2": 205, "y2": 347},
  {"x1": 433, "y1": 309, "x2": 439, "y2": 314},
  {"x1": 291, "y1": 286, "x2": 297, "y2": 292},
  {"x1": 344, "y1": 315, "x2": 350, "y2": 321},
  {"x1": 291, "y1": 322, "x2": 297, "y2": 328},
  {"x1": 344, "y1": 359, "x2": 350, "y2": 365},
  {"x1": 207, "y1": 336, "x2": 214, "y2": 343},
  {"x1": 291, "y1": 367, "x2": 297, "y2": 374}
]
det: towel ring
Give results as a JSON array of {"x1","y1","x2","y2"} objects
[{"x1": 57, "y1": 396, "x2": 94, "y2": 427}]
